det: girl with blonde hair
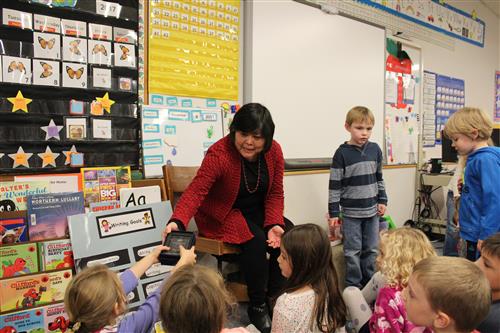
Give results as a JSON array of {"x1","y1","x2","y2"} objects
[
  {"x1": 64, "y1": 245, "x2": 196, "y2": 333},
  {"x1": 343, "y1": 227, "x2": 436, "y2": 333}
]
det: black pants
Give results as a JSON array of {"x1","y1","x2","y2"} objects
[
  {"x1": 238, "y1": 217, "x2": 294, "y2": 306},
  {"x1": 466, "y1": 240, "x2": 479, "y2": 261}
]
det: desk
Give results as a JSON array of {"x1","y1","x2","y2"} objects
[
  {"x1": 418, "y1": 172, "x2": 453, "y2": 234},
  {"x1": 421, "y1": 173, "x2": 453, "y2": 187}
]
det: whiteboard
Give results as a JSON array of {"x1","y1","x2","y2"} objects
[
  {"x1": 141, "y1": 106, "x2": 224, "y2": 178},
  {"x1": 245, "y1": 0, "x2": 385, "y2": 159}
]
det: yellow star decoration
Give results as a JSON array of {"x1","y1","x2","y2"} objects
[
  {"x1": 96, "y1": 92, "x2": 115, "y2": 113},
  {"x1": 8, "y1": 90, "x2": 32, "y2": 113},
  {"x1": 37, "y1": 146, "x2": 60, "y2": 168},
  {"x1": 8, "y1": 146, "x2": 33, "y2": 168}
]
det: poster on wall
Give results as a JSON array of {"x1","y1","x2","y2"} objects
[
  {"x1": 357, "y1": 0, "x2": 485, "y2": 47},
  {"x1": 68, "y1": 202, "x2": 172, "y2": 309},
  {"x1": 434, "y1": 74, "x2": 465, "y2": 144},
  {"x1": 384, "y1": 38, "x2": 420, "y2": 165},
  {"x1": 495, "y1": 71, "x2": 500, "y2": 123},
  {"x1": 148, "y1": 0, "x2": 240, "y2": 100},
  {"x1": 423, "y1": 71, "x2": 437, "y2": 147}
]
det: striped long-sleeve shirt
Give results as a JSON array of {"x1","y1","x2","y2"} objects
[{"x1": 328, "y1": 142, "x2": 387, "y2": 218}]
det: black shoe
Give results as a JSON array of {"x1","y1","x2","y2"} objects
[{"x1": 248, "y1": 303, "x2": 271, "y2": 333}]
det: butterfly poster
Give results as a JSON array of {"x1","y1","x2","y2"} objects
[
  {"x1": 1, "y1": 55, "x2": 31, "y2": 85},
  {"x1": 114, "y1": 43, "x2": 136, "y2": 67},
  {"x1": 62, "y1": 61, "x2": 87, "y2": 88},
  {"x1": 88, "y1": 40, "x2": 111, "y2": 66},
  {"x1": 63, "y1": 36, "x2": 87, "y2": 63},
  {"x1": 33, "y1": 59, "x2": 60, "y2": 86},
  {"x1": 34, "y1": 32, "x2": 61, "y2": 60}
]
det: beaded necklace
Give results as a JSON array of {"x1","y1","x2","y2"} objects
[{"x1": 242, "y1": 155, "x2": 261, "y2": 194}]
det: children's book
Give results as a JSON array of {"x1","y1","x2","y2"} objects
[
  {"x1": 0, "y1": 218, "x2": 28, "y2": 245},
  {"x1": 0, "y1": 242, "x2": 39, "y2": 278},
  {"x1": 38, "y1": 239, "x2": 74, "y2": 270},
  {"x1": 81, "y1": 166, "x2": 131, "y2": 206},
  {"x1": 0, "y1": 307, "x2": 45, "y2": 333},
  {"x1": 27, "y1": 192, "x2": 84, "y2": 241},
  {"x1": 43, "y1": 302, "x2": 70, "y2": 333},
  {"x1": 0, "y1": 269, "x2": 73, "y2": 312},
  {"x1": 0, "y1": 181, "x2": 50, "y2": 211}
]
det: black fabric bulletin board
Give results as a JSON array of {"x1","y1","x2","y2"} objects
[{"x1": 0, "y1": 0, "x2": 140, "y2": 174}]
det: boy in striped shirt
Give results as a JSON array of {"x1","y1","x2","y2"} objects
[{"x1": 328, "y1": 106, "x2": 388, "y2": 288}]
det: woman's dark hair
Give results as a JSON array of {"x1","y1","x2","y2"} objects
[
  {"x1": 229, "y1": 103, "x2": 275, "y2": 152},
  {"x1": 281, "y1": 224, "x2": 347, "y2": 333}
]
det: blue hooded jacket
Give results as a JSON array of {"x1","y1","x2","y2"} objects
[{"x1": 459, "y1": 146, "x2": 500, "y2": 242}]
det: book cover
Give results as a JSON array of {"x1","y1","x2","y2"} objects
[
  {"x1": 0, "y1": 181, "x2": 50, "y2": 211},
  {"x1": 43, "y1": 302, "x2": 70, "y2": 333},
  {"x1": 89, "y1": 200, "x2": 120, "y2": 213},
  {"x1": 38, "y1": 239, "x2": 74, "y2": 271},
  {"x1": 0, "y1": 307, "x2": 45, "y2": 333},
  {"x1": 81, "y1": 166, "x2": 131, "y2": 206},
  {"x1": 0, "y1": 218, "x2": 28, "y2": 245},
  {"x1": 27, "y1": 192, "x2": 85, "y2": 241},
  {"x1": 0, "y1": 242, "x2": 39, "y2": 278},
  {"x1": 0, "y1": 269, "x2": 73, "y2": 312}
]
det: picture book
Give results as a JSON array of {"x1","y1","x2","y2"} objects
[
  {"x1": 0, "y1": 218, "x2": 28, "y2": 245},
  {"x1": 0, "y1": 181, "x2": 50, "y2": 211},
  {"x1": 38, "y1": 239, "x2": 74, "y2": 270},
  {"x1": 0, "y1": 242, "x2": 39, "y2": 278},
  {"x1": 0, "y1": 269, "x2": 73, "y2": 312},
  {"x1": 0, "y1": 307, "x2": 45, "y2": 333},
  {"x1": 89, "y1": 200, "x2": 120, "y2": 212},
  {"x1": 43, "y1": 302, "x2": 70, "y2": 333},
  {"x1": 81, "y1": 166, "x2": 131, "y2": 206},
  {"x1": 27, "y1": 192, "x2": 84, "y2": 241}
]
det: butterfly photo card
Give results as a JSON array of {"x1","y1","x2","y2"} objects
[
  {"x1": 2, "y1": 55, "x2": 32, "y2": 85},
  {"x1": 62, "y1": 61, "x2": 87, "y2": 88},
  {"x1": 63, "y1": 36, "x2": 87, "y2": 63},
  {"x1": 34, "y1": 32, "x2": 61, "y2": 60},
  {"x1": 114, "y1": 43, "x2": 136, "y2": 67},
  {"x1": 33, "y1": 59, "x2": 60, "y2": 86},
  {"x1": 88, "y1": 40, "x2": 111, "y2": 66}
]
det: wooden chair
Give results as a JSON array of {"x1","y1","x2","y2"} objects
[{"x1": 162, "y1": 165, "x2": 248, "y2": 301}]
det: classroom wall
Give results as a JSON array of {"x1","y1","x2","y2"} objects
[{"x1": 280, "y1": 0, "x2": 499, "y2": 226}]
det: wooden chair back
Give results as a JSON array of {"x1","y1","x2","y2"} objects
[{"x1": 162, "y1": 165, "x2": 199, "y2": 208}]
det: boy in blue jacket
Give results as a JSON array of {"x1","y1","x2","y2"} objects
[{"x1": 444, "y1": 107, "x2": 500, "y2": 260}]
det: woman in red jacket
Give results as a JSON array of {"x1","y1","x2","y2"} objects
[{"x1": 163, "y1": 103, "x2": 292, "y2": 333}]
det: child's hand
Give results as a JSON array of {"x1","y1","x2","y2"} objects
[
  {"x1": 328, "y1": 217, "x2": 340, "y2": 227},
  {"x1": 148, "y1": 245, "x2": 170, "y2": 264},
  {"x1": 377, "y1": 204, "x2": 387, "y2": 216},
  {"x1": 130, "y1": 245, "x2": 170, "y2": 279},
  {"x1": 174, "y1": 245, "x2": 196, "y2": 270}
]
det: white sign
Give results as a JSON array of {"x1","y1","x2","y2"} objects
[
  {"x1": 120, "y1": 186, "x2": 161, "y2": 208},
  {"x1": 96, "y1": 0, "x2": 122, "y2": 18},
  {"x1": 97, "y1": 207, "x2": 155, "y2": 238}
]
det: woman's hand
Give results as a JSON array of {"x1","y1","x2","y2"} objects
[
  {"x1": 267, "y1": 225, "x2": 284, "y2": 248},
  {"x1": 162, "y1": 222, "x2": 179, "y2": 241}
]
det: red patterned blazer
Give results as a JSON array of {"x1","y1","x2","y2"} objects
[{"x1": 170, "y1": 136, "x2": 285, "y2": 244}]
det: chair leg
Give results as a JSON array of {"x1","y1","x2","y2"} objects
[{"x1": 217, "y1": 256, "x2": 223, "y2": 272}]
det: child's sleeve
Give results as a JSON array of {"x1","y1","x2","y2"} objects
[
  {"x1": 478, "y1": 156, "x2": 500, "y2": 240},
  {"x1": 376, "y1": 145, "x2": 388, "y2": 205},
  {"x1": 118, "y1": 270, "x2": 171, "y2": 333},
  {"x1": 328, "y1": 149, "x2": 344, "y2": 218},
  {"x1": 369, "y1": 288, "x2": 404, "y2": 333}
]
